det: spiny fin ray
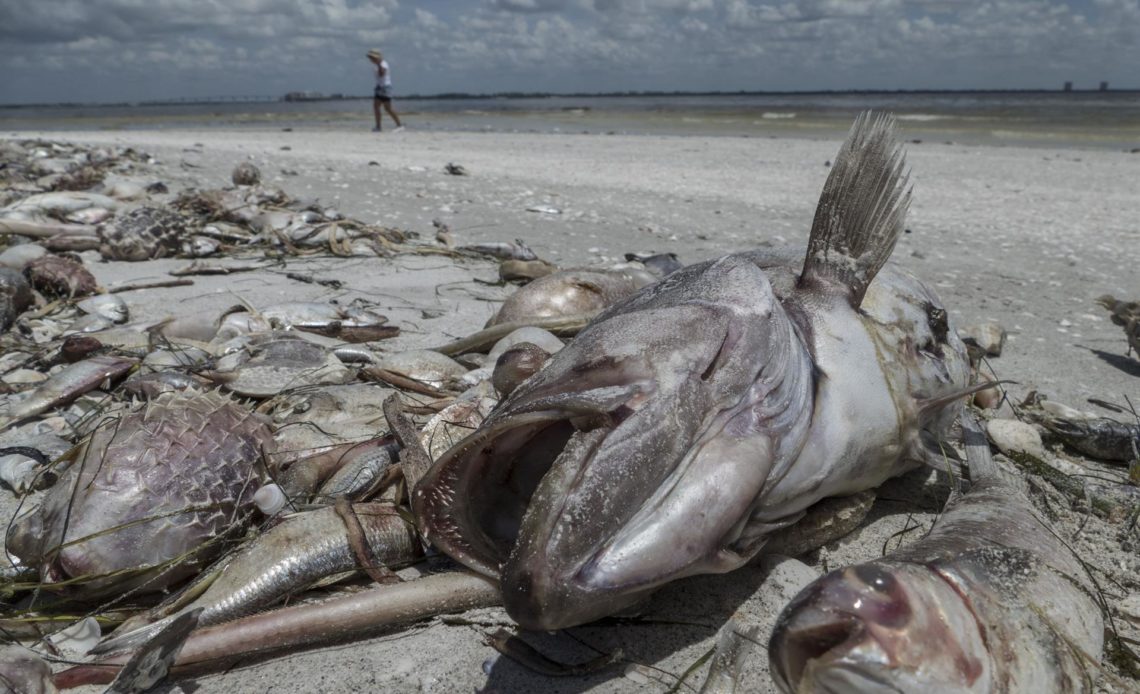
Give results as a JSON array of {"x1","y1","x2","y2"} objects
[{"x1": 800, "y1": 111, "x2": 911, "y2": 307}]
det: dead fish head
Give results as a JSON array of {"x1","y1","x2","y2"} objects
[
  {"x1": 415, "y1": 255, "x2": 815, "y2": 629},
  {"x1": 768, "y1": 563, "x2": 990, "y2": 693}
]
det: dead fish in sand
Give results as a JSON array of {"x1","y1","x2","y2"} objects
[
  {"x1": 258, "y1": 302, "x2": 399, "y2": 342},
  {"x1": 6, "y1": 390, "x2": 274, "y2": 595},
  {"x1": 768, "y1": 415, "x2": 1103, "y2": 692},
  {"x1": 94, "y1": 503, "x2": 419, "y2": 655},
  {"x1": 460, "y1": 239, "x2": 538, "y2": 261},
  {"x1": 98, "y1": 207, "x2": 191, "y2": 261},
  {"x1": 0, "y1": 355, "x2": 137, "y2": 429},
  {"x1": 76, "y1": 293, "x2": 129, "y2": 324},
  {"x1": 487, "y1": 265, "x2": 662, "y2": 327},
  {"x1": 1021, "y1": 394, "x2": 1139, "y2": 464},
  {"x1": 415, "y1": 113, "x2": 972, "y2": 629},
  {"x1": 0, "y1": 644, "x2": 56, "y2": 693},
  {"x1": 205, "y1": 333, "x2": 352, "y2": 398},
  {"x1": 0, "y1": 266, "x2": 34, "y2": 332},
  {"x1": 23, "y1": 254, "x2": 98, "y2": 298}
]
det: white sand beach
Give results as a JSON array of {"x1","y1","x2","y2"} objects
[{"x1": 3, "y1": 125, "x2": 1138, "y2": 693}]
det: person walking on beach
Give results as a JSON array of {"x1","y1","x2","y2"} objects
[{"x1": 367, "y1": 49, "x2": 403, "y2": 132}]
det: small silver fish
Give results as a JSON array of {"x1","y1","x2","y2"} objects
[
  {"x1": 1, "y1": 355, "x2": 137, "y2": 429},
  {"x1": 95, "y1": 503, "x2": 419, "y2": 655},
  {"x1": 768, "y1": 416, "x2": 1103, "y2": 692}
]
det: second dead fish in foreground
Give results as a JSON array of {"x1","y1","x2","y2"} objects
[
  {"x1": 415, "y1": 113, "x2": 973, "y2": 630},
  {"x1": 768, "y1": 415, "x2": 1103, "y2": 692}
]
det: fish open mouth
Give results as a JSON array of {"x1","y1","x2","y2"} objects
[{"x1": 413, "y1": 379, "x2": 652, "y2": 582}]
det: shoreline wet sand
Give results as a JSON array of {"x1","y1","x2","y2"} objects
[{"x1": 2, "y1": 125, "x2": 1138, "y2": 692}]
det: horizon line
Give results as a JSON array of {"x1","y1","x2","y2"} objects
[{"x1": 1, "y1": 86, "x2": 1138, "y2": 109}]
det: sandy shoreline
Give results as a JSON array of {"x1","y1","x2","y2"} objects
[{"x1": 2, "y1": 126, "x2": 1138, "y2": 693}]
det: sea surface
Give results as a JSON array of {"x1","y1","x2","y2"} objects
[{"x1": 2, "y1": 91, "x2": 1138, "y2": 150}]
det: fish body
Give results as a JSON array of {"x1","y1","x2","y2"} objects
[
  {"x1": 414, "y1": 113, "x2": 970, "y2": 630},
  {"x1": 0, "y1": 266, "x2": 33, "y2": 332},
  {"x1": 95, "y1": 503, "x2": 419, "y2": 655},
  {"x1": 1, "y1": 355, "x2": 137, "y2": 427},
  {"x1": 768, "y1": 417, "x2": 1103, "y2": 692},
  {"x1": 487, "y1": 266, "x2": 660, "y2": 327},
  {"x1": 6, "y1": 390, "x2": 274, "y2": 594}
]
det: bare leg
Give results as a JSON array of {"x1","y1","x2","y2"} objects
[
  {"x1": 384, "y1": 101, "x2": 402, "y2": 128},
  {"x1": 372, "y1": 98, "x2": 382, "y2": 130}
]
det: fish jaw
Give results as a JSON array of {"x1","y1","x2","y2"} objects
[
  {"x1": 415, "y1": 255, "x2": 816, "y2": 630},
  {"x1": 769, "y1": 563, "x2": 991, "y2": 694}
]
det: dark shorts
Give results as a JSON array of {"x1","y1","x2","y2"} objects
[{"x1": 373, "y1": 86, "x2": 393, "y2": 102}]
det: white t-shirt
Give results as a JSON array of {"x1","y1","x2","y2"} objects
[{"x1": 375, "y1": 60, "x2": 392, "y2": 88}]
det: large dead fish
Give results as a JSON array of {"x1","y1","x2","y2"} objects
[
  {"x1": 414, "y1": 113, "x2": 972, "y2": 630},
  {"x1": 767, "y1": 415, "x2": 1103, "y2": 692}
]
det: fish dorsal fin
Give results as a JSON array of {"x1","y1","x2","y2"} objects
[{"x1": 800, "y1": 111, "x2": 911, "y2": 307}]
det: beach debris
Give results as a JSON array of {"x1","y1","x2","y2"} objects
[
  {"x1": 491, "y1": 342, "x2": 551, "y2": 397},
  {"x1": 769, "y1": 415, "x2": 1103, "y2": 692},
  {"x1": 257, "y1": 302, "x2": 399, "y2": 342},
  {"x1": 444, "y1": 163, "x2": 468, "y2": 176},
  {"x1": 525, "y1": 204, "x2": 562, "y2": 215},
  {"x1": 98, "y1": 206, "x2": 192, "y2": 261},
  {"x1": 0, "y1": 433, "x2": 70, "y2": 493},
  {"x1": 984, "y1": 417, "x2": 1048, "y2": 460},
  {"x1": 486, "y1": 265, "x2": 659, "y2": 327},
  {"x1": 104, "y1": 610, "x2": 201, "y2": 694},
  {"x1": 6, "y1": 390, "x2": 274, "y2": 595},
  {"x1": 316, "y1": 436, "x2": 399, "y2": 501},
  {"x1": 459, "y1": 239, "x2": 538, "y2": 261},
  {"x1": 204, "y1": 333, "x2": 352, "y2": 398},
  {"x1": 499, "y1": 258, "x2": 558, "y2": 283},
  {"x1": 0, "y1": 242, "x2": 48, "y2": 268},
  {"x1": 624, "y1": 251, "x2": 684, "y2": 277},
  {"x1": 374, "y1": 349, "x2": 468, "y2": 391},
  {"x1": 0, "y1": 354, "x2": 136, "y2": 429},
  {"x1": 414, "y1": 113, "x2": 973, "y2": 630},
  {"x1": 95, "y1": 503, "x2": 420, "y2": 655},
  {"x1": 76, "y1": 293, "x2": 129, "y2": 323},
  {"x1": 1096, "y1": 294, "x2": 1140, "y2": 356},
  {"x1": 958, "y1": 320, "x2": 1006, "y2": 359},
  {"x1": 0, "y1": 645, "x2": 56, "y2": 694},
  {"x1": 0, "y1": 266, "x2": 34, "y2": 331},
  {"x1": 1020, "y1": 393, "x2": 1140, "y2": 463},
  {"x1": 231, "y1": 162, "x2": 261, "y2": 186},
  {"x1": 23, "y1": 254, "x2": 97, "y2": 298}
]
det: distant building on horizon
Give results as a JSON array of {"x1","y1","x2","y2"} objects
[
  {"x1": 1063, "y1": 81, "x2": 1073, "y2": 92},
  {"x1": 1099, "y1": 81, "x2": 1109, "y2": 91}
]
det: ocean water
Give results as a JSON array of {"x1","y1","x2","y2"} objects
[{"x1": 2, "y1": 91, "x2": 1138, "y2": 150}]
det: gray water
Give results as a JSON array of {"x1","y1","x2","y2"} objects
[{"x1": 2, "y1": 91, "x2": 1138, "y2": 150}]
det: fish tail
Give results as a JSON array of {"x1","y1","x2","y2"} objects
[
  {"x1": 800, "y1": 111, "x2": 911, "y2": 307},
  {"x1": 89, "y1": 614, "x2": 177, "y2": 656}
]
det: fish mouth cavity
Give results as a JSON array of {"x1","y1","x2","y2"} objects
[{"x1": 415, "y1": 380, "x2": 653, "y2": 579}]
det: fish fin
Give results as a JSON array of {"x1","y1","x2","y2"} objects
[
  {"x1": 915, "y1": 380, "x2": 1014, "y2": 420},
  {"x1": 799, "y1": 111, "x2": 911, "y2": 307},
  {"x1": 89, "y1": 614, "x2": 177, "y2": 657},
  {"x1": 105, "y1": 607, "x2": 201, "y2": 693}
]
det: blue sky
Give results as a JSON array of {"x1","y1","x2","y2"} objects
[{"x1": 0, "y1": 1, "x2": 1135, "y2": 104}]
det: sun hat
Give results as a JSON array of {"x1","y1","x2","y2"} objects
[{"x1": 367, "y1": 49, "x2": 383, "y2": 59}]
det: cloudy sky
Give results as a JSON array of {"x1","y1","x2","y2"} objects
[{"x1": 0, "y1": 0, "x2": 1135, "y2": 104}]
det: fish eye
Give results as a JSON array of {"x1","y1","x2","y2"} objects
[{"x1": 852, "y1": 564, "x2": 897, "y2": 593}]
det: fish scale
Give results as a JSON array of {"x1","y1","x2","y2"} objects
[{"x1": 6, "y1": 390, "x2": 276, "y2": 596}]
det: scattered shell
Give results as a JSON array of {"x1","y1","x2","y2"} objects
[
  {"x1": 232, "y1": 162, "x2": 262, "y2": 186},
  {"x1": 985, "y1": 418, "x2": 1048, "y2": 460},
  {"x1": 253, "y1": 483, "x2": 289, "y2": 516},
  {"x1": 0, "y1": 243, "x2": 48, "y2": 269},
  {"x1": 958, "y1": 321, "x2": 1006, "y2": 358}
]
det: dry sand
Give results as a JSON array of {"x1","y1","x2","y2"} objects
[{"x1": 3, "y1": 126, "x2": 1138, "y2": 693}]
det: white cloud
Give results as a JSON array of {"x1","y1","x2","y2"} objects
[{"x1": 0, "y1": 0, "x2": 1135, "y2": 102}]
